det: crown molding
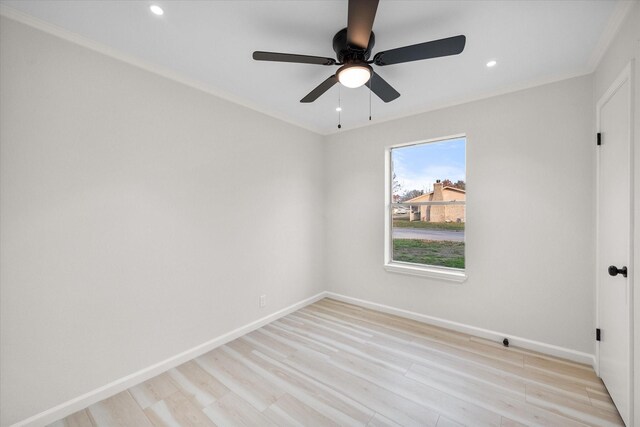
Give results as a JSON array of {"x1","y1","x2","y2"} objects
[{"x1": 587, "y1": 0, "x2": 637, "y2": 72}]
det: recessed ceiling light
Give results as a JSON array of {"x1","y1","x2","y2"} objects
[
  {"x1": 486, "y1": 60, "x2": 497, "y2": 68},
  {"x1": 336, "y1": 107, "x2": 342, "y2": 112},
  {"x1": 150, "y1": 5, "x2": 164, "y2": 16}
]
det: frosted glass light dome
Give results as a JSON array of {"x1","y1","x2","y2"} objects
[{"x1": 337, "y1": 64, "x2": 372, "y2": 88}]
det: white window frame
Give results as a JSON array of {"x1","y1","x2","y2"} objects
[{"x1": 384, "y1": 134, "x2": 467, "y2": 282}]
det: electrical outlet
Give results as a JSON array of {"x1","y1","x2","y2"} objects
[{"x1": 259, "y1": 295, "x2": 266, "y2": 308}]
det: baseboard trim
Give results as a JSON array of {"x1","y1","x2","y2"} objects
[
  {"x1": 10, "y1": 291, "x2": 328, "y2": 427},
  {"x1": 325, "y1": 292, "x2": 596, "y2": 367}
]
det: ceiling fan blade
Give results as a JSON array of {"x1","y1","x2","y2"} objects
[
  {"x1": 300, "y1": 75, "x2": 339, "y2": 103},
  {"x1": 366, "y1": 72, "x2": 400, "y2": 103},
  {"x1": 373, "y1": 35, "x2": 466, "y2": 66},
  {"x1": 253, "y1": 51, "x2": 336, "y2": 66},
  {"x1": 347, "y1": 0, "x2": 379, "y2": 49}
]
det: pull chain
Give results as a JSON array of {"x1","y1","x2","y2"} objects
[
  {"x1": 338, "y1": 85, "x2": 342, "y2": 129},
  {"x1": 369, "y1": 77, "x2": 372, "y2": 121}
]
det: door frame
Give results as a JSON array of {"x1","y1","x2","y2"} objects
[{"x1": 595, "y1": 61, "x2": 635, "y2": 423}]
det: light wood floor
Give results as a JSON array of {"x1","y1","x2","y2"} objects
[{"x1": 50, "y1": 298, "x2": 624, "y2": 427}]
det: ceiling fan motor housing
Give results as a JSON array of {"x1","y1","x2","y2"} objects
[{"x1": 333, "y1": 28, "x2": 375, "y2": 63}]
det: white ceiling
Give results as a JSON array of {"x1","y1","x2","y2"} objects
[{"x1": 0, "y1": 0, "x2": 623, "y2": 134}]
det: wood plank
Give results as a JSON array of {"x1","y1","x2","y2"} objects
[
  {"x1": 524, "y1": 354, "x2": 603, "y2": 387},
  {"x1": 227, "y1": 340, "x2": 375, "y2": 426},
  {"x1": 129, "y1": 373, "x2": 178, "y2": 409},
  {"x1": 202, "y1": 392, "x2": 276, "y2": 426},
  {"x1": 195, "y1": 347, "x2": 285, "y2": 411},
  {"x1": 144, "y1": 391, "x2": 217, "y2": 427},
  {"x1": 245, "y1": 329, "x2": 297, "y2": 358},
  {"x1": 87, "y1": 391, "x2": 153, "y2": 427},
  {"x1": 47, "y1": 409, "x2": 94, "y2": 427},
  {"x1": 263, "y1": 393, "x2": 340, "y2": 427},
  {"x1": 167, "y1": 361, "x2": 229, "y2": 408},
  {"x1": 525, "y1": 383, "x2": 624, "y2": 426},
  {"x1": 587, "y1": 388, "x2": 621, "y2": 414},
  {"x1": 367, "y1": 413, "x2": 401, "y2": 427},
  {"x1": 262, "y1": 323, "x2": 339, "y2": 356},
  {"x1": 500, "y1": 417, "x2": 528, "y2": 427},
  {"x1": 293, "y1": 310, "x2": 375, "y2": 340}
]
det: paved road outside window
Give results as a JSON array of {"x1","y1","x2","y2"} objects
[{"x1": 392, "y1": 228, "x2": 464, "y2": 242}]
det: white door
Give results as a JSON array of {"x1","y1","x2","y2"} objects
[{"x1": 597, "y1": 65, "x2": 633, "y2": 425}]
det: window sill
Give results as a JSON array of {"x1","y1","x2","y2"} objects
[{"x1": 384, "y1": 262, "x2": 467, "y2": 282}]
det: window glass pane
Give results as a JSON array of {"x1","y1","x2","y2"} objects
[{"x1": 390, "y1": 137, "x2": 466, "y2": 269}]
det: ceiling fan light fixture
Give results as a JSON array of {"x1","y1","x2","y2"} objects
[
  {"x1": 149, "y1": 4, "x2": 164, "y2": 15},
  {"x1": 337, "y1": 63, "x2": 372, "y2": 88}
]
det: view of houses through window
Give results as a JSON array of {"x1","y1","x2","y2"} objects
[{"x1": 390, "y1": 137, "x2": 466, "y2": 270}]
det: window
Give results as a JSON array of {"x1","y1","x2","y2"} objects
[{"x1": 385, "y1": 136, "x2": 466, "y2": 281}]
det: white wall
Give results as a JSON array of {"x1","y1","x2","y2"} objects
[
  {"x1": 593, "y1": 2, "x2": 640, "y2": 423},
  {"x1": 0, "y1": 17, "x2": 324, "y2": 426},
  {"x1": 324, "y1": 74, "x2": 595, "y2": 355}
]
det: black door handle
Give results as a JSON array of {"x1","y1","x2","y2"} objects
[{"x1": 608, "y1": 265, "x2": 628, "y2": 278}]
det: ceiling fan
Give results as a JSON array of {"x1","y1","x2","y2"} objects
[{"x1": 252, "y1": 0, "x2": 466, "y2": 104}]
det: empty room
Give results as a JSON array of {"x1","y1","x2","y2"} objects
[{"x1": 1, "y1": 1, "x2": 639, "y2": 426}]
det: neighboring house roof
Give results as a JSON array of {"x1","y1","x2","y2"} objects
[
  {"x1": 442, "y1": 186, "x2": 466, "y2": 194},
  {"x1": 405, "y1": 193, "x2": 431, "y2": 203},
  {"x1": 404, "y1": 186, "x2": 466, "y2": 203}
]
